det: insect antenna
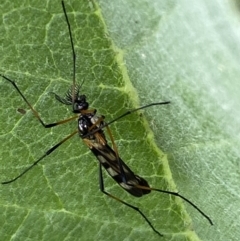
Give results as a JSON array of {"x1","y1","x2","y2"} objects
[{"x1": 62, "y1": 1, "x2": 80, "y2": 106}]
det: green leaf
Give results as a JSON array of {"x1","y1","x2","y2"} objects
[{"x1": 0, "y1": 0, "x2": 239, "y2": 241}]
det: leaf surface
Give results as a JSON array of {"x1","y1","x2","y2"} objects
[{"x1": 0, "y1": 1, "x2": 240, "y2": 241}]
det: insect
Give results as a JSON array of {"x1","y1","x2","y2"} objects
[
  {"x1": 17, "y1": 108, "x2": 26, "y2": 115},
  {"x1": 0, "y1": 1, "x2": 213, "y2": 237}
]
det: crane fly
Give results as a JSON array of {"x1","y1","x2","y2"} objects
[{"x1": 0, "y1": 1, "x2": 213, "y2": 237}]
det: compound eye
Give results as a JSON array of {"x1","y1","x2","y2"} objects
[{"x1": 78, "y1": 102, "x2": 88, "y2": 110}]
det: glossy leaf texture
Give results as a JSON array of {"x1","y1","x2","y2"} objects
[{"x1": 0, "y1": 0, "x2": 240, "y2": 241}]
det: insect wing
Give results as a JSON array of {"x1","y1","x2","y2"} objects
[{"x1": 90, "y1": 142, "x2": 150, "y2": 197}]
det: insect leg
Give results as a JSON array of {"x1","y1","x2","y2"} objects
[
  {"x1": 2, "y1": 130, "x2": 78, "y2": 184},
  {"x1": 1, "y1": 74, "x2": 78, "y2": 128},
  {"x1": 134, "y1": 184, "x2": 213, "y2": 225},
  {"x1": 98, "y1": 163, "x2": 163, "y2": 237},
  {"x1": 82, "y1": 101, "x2": 171, "y2": 138}
]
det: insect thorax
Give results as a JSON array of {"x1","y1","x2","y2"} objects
[{"x1": 78, "y1": 113, "x2": 105, "y2": 139}]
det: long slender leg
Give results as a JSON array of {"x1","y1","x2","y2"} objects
[
  {"x1": 134, "y1": 184, "x2": 213, "y2": 225},
  {"x1": 98, "y1": 163, "x2": 163, "y2": 237},
  {"x1": 1, "y1": 74, "x2": 78, "y2": 127},
  {"x1": 2, "y1": 130, "x2": 78, "y2": 184},
  {"x1": 82, "y1": 101, "x2": 171, "y2": 138}
]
